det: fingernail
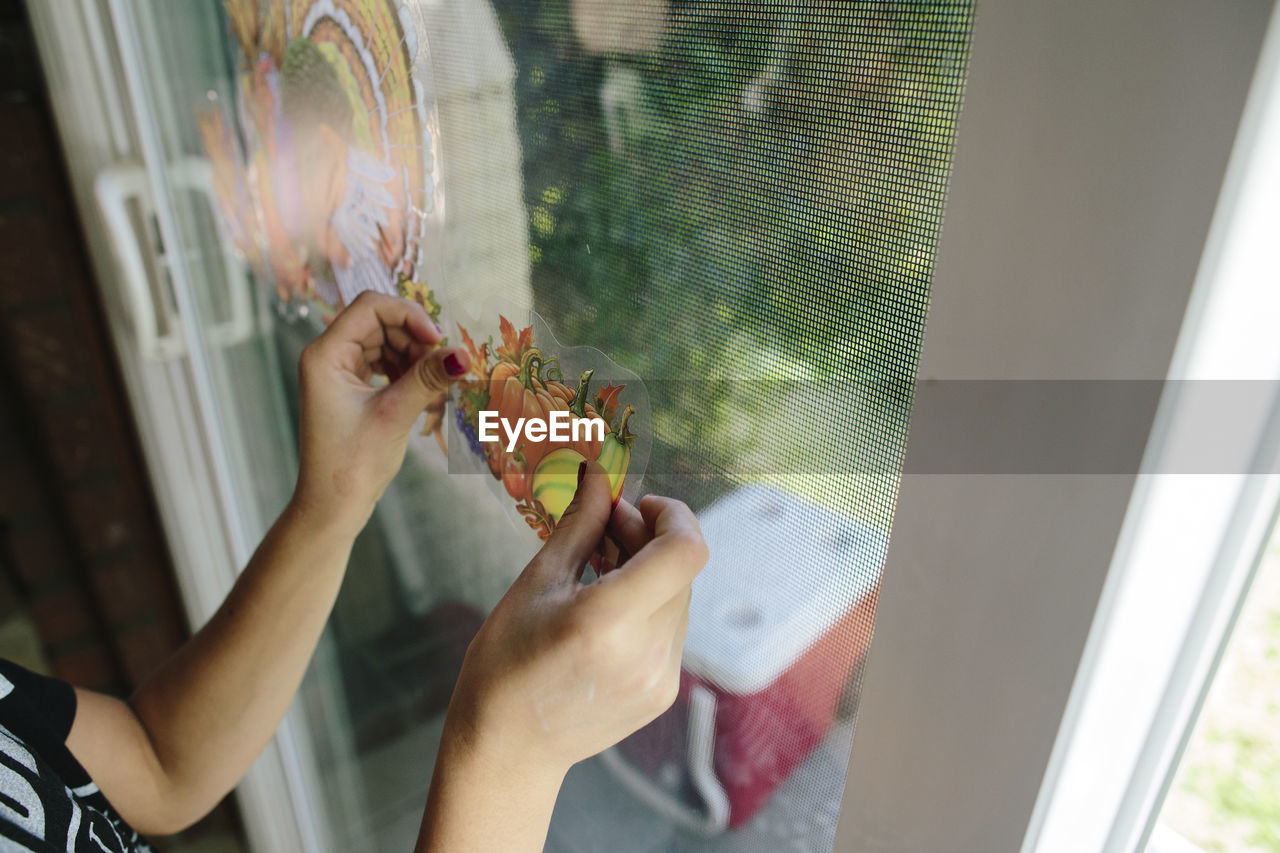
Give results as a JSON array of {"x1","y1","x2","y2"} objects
[
  {"x1": 577, "y1": 461, "x2": 586, "y2": 486},
  {"x1": 443, "y1": 353, "x2": 464, "y2": 376}
]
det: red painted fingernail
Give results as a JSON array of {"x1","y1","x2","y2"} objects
[
  {"x1": 577, "y1": 461, "x2": 586, "y2": 486},
  {"x1": 443, "y1": 353, "x2": 464, "y2": 376}
]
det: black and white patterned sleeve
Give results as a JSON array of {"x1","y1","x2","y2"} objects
[{"x1": 0, "y1": 660, "x2": 150, "y2": 853}]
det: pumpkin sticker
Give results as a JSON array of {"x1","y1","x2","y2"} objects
[{"x1": 447, "y1": 312, "x2": 651, "y2": 547}]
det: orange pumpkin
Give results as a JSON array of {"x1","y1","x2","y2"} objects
[{"x1": 488, "y1": 349, "x2": 563, "y2": 472}]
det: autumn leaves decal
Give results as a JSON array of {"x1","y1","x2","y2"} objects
[{"x1": 452, "y1": 316, "x2": 641, "y2": 542}]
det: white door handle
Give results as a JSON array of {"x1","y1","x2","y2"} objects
[
  {"x1": 94, "y1": 157, "x2": 257, "y2": 362},
  {"x1": 94, "y1": 163, "x2": 179, "y2": 361},
  {"x1": 166, "y1": 157, "x2": 256, "y2": 349}
]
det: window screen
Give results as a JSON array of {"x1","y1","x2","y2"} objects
[
  {"x1": 136, "y1": 0, "x2": 973, "y2": 850},
  {"x1": 480, "y1": 3, "x2": 974, "y2": 850}
]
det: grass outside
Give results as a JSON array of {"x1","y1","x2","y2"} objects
[{"x1": 1161, "y1": 536, "x2": 1280, "y2": 852}]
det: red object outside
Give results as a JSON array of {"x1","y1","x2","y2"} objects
[{"x1": 620, "y1": 582, "x2": 879, "y2": 828}]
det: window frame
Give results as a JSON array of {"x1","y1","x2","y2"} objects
[
  {"x1": 835, "y1": 1, "x2": 1280, "y2": 851},
  {"x1": 1028, "y1": 5, "x2": 1280, "y2": 849}
]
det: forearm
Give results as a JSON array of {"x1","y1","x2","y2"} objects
[
  {"x1": 129, "y1": 499, "x2": 358, "y2": 820},
  {"x1": 416, "y1": 715, "x2": 566, "y2": 853},
  {"x1": 61, "y1": 294, "x2": 465, "y2": 834}
]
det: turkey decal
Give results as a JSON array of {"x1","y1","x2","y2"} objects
[
  {"x1": 203, "y1": 0, "x2": 442, "y2": 310},
  {"x1": 201, "y1": 0, "x2": 649, "y2": 554}
]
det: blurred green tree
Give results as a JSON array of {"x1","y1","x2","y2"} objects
[{"x1": 490, "y1": 0, "x2": 970, "y2": 513}]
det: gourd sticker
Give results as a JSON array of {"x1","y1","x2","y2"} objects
[
  {"x1": 202, "y1": 0, "x2": 650, "y2": 549},
  {"x1": 448, "y1": 312, "x2": 651, "y2": 545}
]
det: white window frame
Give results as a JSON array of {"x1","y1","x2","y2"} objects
[
  {"x1": 1027, "y1": 4, "x2": 1280, "y2": 850},
  {"x1": 836, "y1": 1, "x2": 1280, "y2": 851}
]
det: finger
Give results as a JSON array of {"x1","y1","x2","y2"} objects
[
  {"x1": 594, "y1": 537, "x2": 620, "y2": 575},
  {"x1": 383, "y1": 324, "x2": 415, "y2": 356},
  {"x1": 373, "y1": 358, "x2": 404, "y2": 383},
  {"x1": 366, "y1": 342, "x2": 407, "y2": 380},
  {"x1": 530, "y1": 460, "x2": 613, "y2": 584},
  {"x1": 607, "y1": 498, "x2": 650, "y2": 557},
  {"x1": 324, "y1": 292, "x2": 440, "y2": 353},
  {"x1": 381, "y1": 336, "x2": 437, "y2": 381},
  {"x1": 376, "y1": 345, "x2": 470, "y2": 425},
  {"x1": 405, "y1": 337, "x2": 436, "y2": 364},
  {"x1": 364, "y1": 343, "x2": 402, "y2": 368},
  {"x1": 594, "y1": 496, "x2": 709, "y2": 613},
  {"x1": 380, "y1": 344, "x2": 409, "y2": 377},
  {"x1": 378, "y1": 343, "x2": 471, "y2": 417},
  {"x1": 315, "y1": 294, "x2": 439, "y2": 380}
]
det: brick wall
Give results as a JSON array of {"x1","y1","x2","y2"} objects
[
  {"x1": 0, "y1": 1, "x2": 244, "y2": 848},
  {"x1": 0, "y1": 0, "x2": 186, "y2": 695}
]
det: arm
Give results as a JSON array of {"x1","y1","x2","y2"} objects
[
  {"x1": 417, "y1": 463, "x2": 709, "y2": 852},
  {"x1": 66, "y1": 292, "x2": 470, "y2": 836}
]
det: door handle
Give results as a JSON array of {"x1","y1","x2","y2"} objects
[
  {"x1": 94, "y1": 157, "x2": 257, "y2": 362},
  {"x1": 94, "y1": 163, "x2": 178, "y2": 361}
]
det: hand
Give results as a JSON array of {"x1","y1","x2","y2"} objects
[
  {"x1": 292, "y1": 291, "x2": 470, "y2": 536},
  {"x1": 443, "y1": 462, "x2": 709, "y2": 779}
]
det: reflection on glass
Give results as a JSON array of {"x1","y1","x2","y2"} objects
[
  {"x1": 496, "y1": 5, "x2": 970, "y2": 847},
  {"x1": 128, "y1": 0, "x2": 972, "y2": 850}
]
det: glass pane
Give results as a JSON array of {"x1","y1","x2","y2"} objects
[
  {"x1": 119, "y1": 1, "x2": 973, "y2": 851},
  {"x1": 1152, "y1": 524, "x2": 1280, "y2": 852},
  {"x1": 483, "y1": 4, "x2": 973, "y2": 848},
  {"x1": 128, "y1": 0, "x2": 298, "y2": 541}
]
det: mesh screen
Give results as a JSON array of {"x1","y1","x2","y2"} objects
[
  {"x1": 469, "y1": 2, "x2": 975, "y2": 849},
  {"x1": 173, "y1": 0, "x2": 973, "y2": 848}
]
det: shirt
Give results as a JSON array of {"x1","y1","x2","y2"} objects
[{"x1": 0, "y1": 659, "x2": 151, "y2": 853}]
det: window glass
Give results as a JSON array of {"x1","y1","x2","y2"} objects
[
  {"x1": 486, "y1": 6, "x2": 972, "y2": 848},
  {"x1": 1154, "y1": 526, "x2": 1280, "y2": 852},
  {"x1": 130, "y1": 1, "x2": 973, "y2": 849}
]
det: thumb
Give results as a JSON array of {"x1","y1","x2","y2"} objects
[
  {"x1": 380, "y1": 345, "x2": 469, "y2": 424},
  {"x1": 533, "y1": 460, "x2": 612, "y2": 583}
]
